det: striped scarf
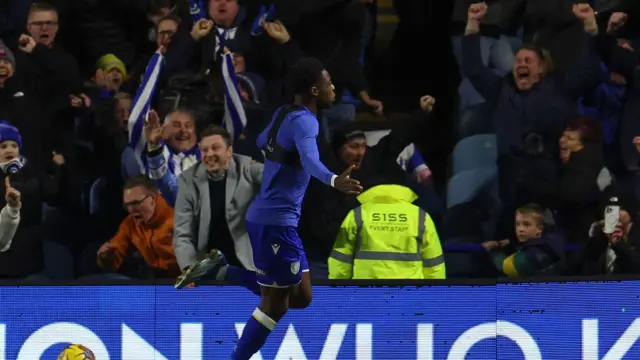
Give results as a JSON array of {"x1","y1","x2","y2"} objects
[
  {"x1": 220, "y1": 48, "x2": 247, "y2": 139},
  {"x1": 187, "y1": 0, "x2": 247, "y2": 139},
  {"x1": 128, "y1": 52, "x2": 164, "y2": 172},
  {"x1": 127, "y1": 52, "x2": 202, "y2": 177}
]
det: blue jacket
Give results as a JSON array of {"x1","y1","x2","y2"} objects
[
  {"x1": 461, "y1": 32, "x2": 601, "y2": 158},
  {"x1": 577, "y1": 62, "x2": 626, "y2": 145},
  {"x1": 492, "y1": 230, "x2": 565, "y2": 278}
]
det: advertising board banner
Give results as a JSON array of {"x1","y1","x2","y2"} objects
[{"x1": 0, "y1": 282, "x2": 639, "y2": 359}]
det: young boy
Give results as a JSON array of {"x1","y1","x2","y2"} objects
[
  {"x1": 0, "y1": 122, "x2": 23, "y2": 252},
  {"x1": 0, "y1": 120, "x2": 66, "y2": 278},
  {"x1": 482, "y1": 203, "x2": 565, "y2": 277}
]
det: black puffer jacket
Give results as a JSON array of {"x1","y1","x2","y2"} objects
[
  {"x1": 0, "y1": 163, "x2": 67, "y2": 278},
  {"x1": 0, "y1": 72, "x2": 49, "y2": 169}
]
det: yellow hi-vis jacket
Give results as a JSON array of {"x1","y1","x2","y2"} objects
[{"x1": 328, "y1": 184, "x2": 446, "y2": 280}]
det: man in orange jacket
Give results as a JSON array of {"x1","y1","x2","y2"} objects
[{"x1": 97, "y1": 175, "x2": 180, "y2": 278}]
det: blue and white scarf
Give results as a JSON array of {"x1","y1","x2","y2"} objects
[
  {"x1": 188, "y1": 1, "x2": 248, "y2": 139},
  {"x1": 397, "y1": 143, "x2": 429, "y2": 174},
  {"x1": 220, "y1": 48, "x2": 247, "y2": 139},
  {"x1": 158, "y1": 144, "x2": 201, "y2": 177},
  {"x1": 127, "y1": 51, "x2": 202, "y2": 178},
  {"x1": 0, "y1": 156, "x2": 26, "y2": 175},
  {"x1": 128, "y1": 52, "x2": 164, "y2": 172}
]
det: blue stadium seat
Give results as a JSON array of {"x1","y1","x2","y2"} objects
[
  {"x1": 90, "y1": 178, "x2": 107, "y2": 215},
  {"x1": 42, "y1": 240, "x2": 74, "y2": 280},
  {"x1": 456, "y1": 103, "x2": 494, "y2": 140},
  {"x1": 452, "y1": 134, "x2": 497, "y2": 175},
  {"x1": 446, "y1": 166, "x2": 499, "y2": 209}
]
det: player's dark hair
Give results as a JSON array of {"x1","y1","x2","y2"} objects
[
  {"x1": 200, "y1": 124, "x2": 232, "y2": 147},
  {"x1": 123, "y1": 175, "x2": 157, "y2": 193},
  {"x1": 288, "y1": 57, "x2": 325, "y2": 96}
]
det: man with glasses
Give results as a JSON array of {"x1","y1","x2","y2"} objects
[
  {"x1": 19, "y1": 2, "x2": 79, "y2": 86},
  {"x1": 13, "y1": 2, "x2": 80, "y2": 172},
  {"x1": 25, "y1": 2, "x2": 59, "y2": 48},
  {"x1": 155, "y1": 14, "x2": 180, "y2": 49},
  {"x1": 96, "y1": 175, "x2": 180, "y2": 279}
]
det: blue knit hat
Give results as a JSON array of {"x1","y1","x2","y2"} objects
[{"x1": 0, "y1": 121, "x2": 22, "y2": 149}]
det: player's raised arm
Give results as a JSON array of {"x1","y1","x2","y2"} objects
[
  {"x1": 292, "y1": 117, "x2": 362, "y2": 194},
  {"x1": 291, "y1": 115, "x2": 334, "y2": 185}
]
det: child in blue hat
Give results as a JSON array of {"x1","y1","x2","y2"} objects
[{"x1": 0, "y1": 120, "x2": 67, "y2": 278}]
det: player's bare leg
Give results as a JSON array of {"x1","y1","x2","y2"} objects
[{"x1": 289, "y1": 271, "x2": 312, "y2": 309}]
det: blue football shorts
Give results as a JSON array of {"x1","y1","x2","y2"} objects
[{"x1": 246, "y1": 220, "x2": 309, "y2": 288}]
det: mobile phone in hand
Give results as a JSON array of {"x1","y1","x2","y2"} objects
[{"x1": 604, "y1": 205, "x2": 620, "y2": 234}]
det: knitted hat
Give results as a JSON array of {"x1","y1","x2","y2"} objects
[
  {"x1": 0, "y1": 40, "x2": 15, "y2": 69},
  {"x1": 332, "y1": 127, "x2": 366, "y2": 153},
  {"x1": 96, "y1": 54, "x2": 127, "y2": 77},
  {"x1": 0, "y1": 121, "x2": 22, "y2": 149}
]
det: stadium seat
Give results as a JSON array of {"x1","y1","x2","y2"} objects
[
  {"x1": 42, "y1": 240, "x2": 75, "y2": 280},
  {"x1": 456, "y1": 103, "x2": 495, "y2": 140},
  {"x1": 89, "y1": 178, "x2": 107, "y2": 215},
  {"x1": 452, "y1": 134, "x2": 497, "y2": 175},
  {"x1": 446, "y1": 166, "x2": 498, "y2": 209}
]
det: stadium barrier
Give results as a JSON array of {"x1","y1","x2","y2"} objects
[
  {"x1": 442, "y1": 243, "x2": 581, "y2": 252},
  {"x1": 1, "y1": 277, "x2": 639, "y2": 359}
]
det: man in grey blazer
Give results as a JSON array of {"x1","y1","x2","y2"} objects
[{"x1": 173, "y1": 125, "x2": 263, "y2": 294}]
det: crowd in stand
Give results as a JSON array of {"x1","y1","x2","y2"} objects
[{"x1": 0, "y1": 0, "x2": 639, "y2": 282}]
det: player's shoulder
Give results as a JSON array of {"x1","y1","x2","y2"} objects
[{"x1": 287, "y1": 110, "x2": 318, "y2": 130}]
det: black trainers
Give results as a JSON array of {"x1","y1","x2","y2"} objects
[{"x1": 174, "y1": 249, "x2": 228, "y2": 289}]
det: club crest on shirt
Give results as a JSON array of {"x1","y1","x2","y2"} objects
[{"x1": 290, "y1": 260, "x2": 300, "y2": 275}]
